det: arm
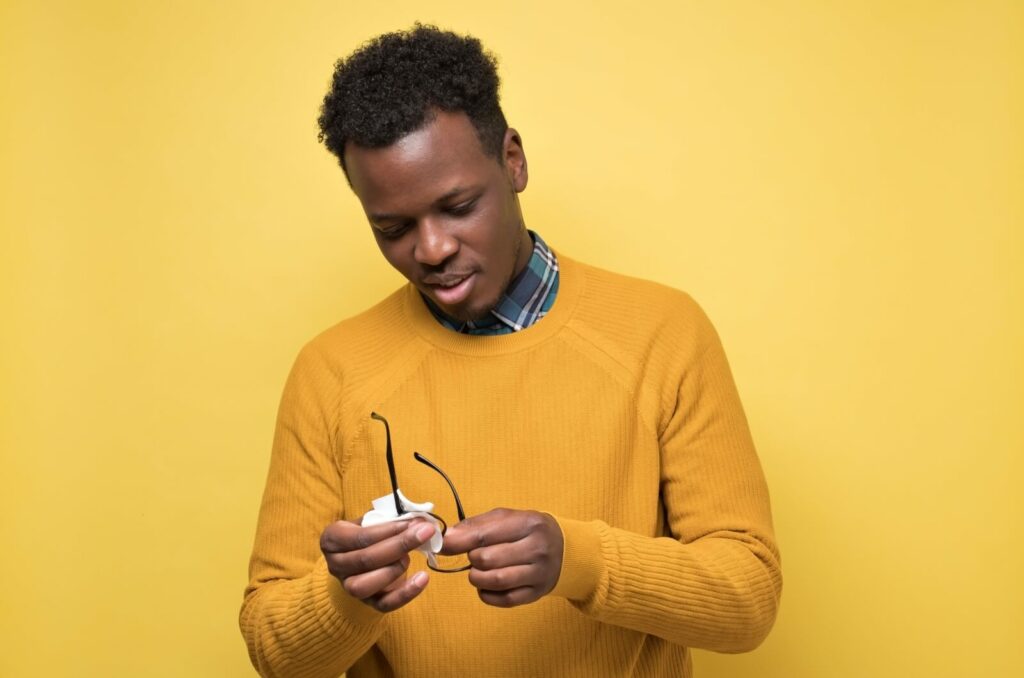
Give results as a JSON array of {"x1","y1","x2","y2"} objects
[
  {"x1": 551, "y1": 309, "x2": 782, "y2": 652},
  {"x1": 239, "y1": 343, "x2": 387, "y2": 677},
  {"x1": 442, "y1": 303, "x2": 781, "y2": 652}
]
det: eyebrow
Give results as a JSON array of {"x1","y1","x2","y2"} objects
[{"x1": 368, "y1": 186, "x2": 476, "y2": 223}]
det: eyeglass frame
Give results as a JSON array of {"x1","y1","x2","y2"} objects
[{"x1": 370, "y1": 412, "x2": 470, "y2": 573}]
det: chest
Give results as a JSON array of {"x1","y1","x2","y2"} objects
[{"x1": 337, "y1": 349, "x2": 664, "y2": 530}]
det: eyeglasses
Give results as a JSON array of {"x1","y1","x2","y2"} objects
[{"x1": 371, "y1": 412, "x2": 470, "y2": 573}]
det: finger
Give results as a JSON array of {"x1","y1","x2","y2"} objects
[
  {"x1": 330, "y1": 521, "x2": 435, "y2": 576},
  {"x1": 320, "y1": 519, "x2": 412, "y2": 553},
  {"x1": 342, "y1": 554, "x2": 411, "y2": 600},
  {"x1": 379, "y1": 570, "x2": 409, "y2": 594},
  {"x1": 468, "y1": 564, "x2": 537, "y2": 592},
  {"x1": 328, "y1": 521, "x2": 437, "y2": 578},
  {"x1": 440, "y1": 508, "x2": 532, "y2": 555},
  {"x1": 467, "y1": 540, "x2": 539, "y2": 570},
  {"x1": 478, "y1": 586, "x2": 537, "y2": 608},
  {"x1": 372, "y1": 570, "x2": 430, "y2": 613}
]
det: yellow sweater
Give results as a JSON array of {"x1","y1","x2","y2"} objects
[{"x1": 240, "y1": 254, "x2": 782, "y2": 677}]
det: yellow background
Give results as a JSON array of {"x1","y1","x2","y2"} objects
[{"x1": 2, "y1": 1, "x2": 1021, "y2": 676}]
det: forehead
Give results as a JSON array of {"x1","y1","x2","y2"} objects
[{"x1": 345, "y1": 111, "x2": 500, "y2": 211}]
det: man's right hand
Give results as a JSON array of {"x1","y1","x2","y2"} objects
[{"x1": 320, "y1": 519, "x2": 437, "y2": 613}]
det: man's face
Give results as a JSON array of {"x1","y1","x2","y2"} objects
[{"x1": 344, "y1": 110, "x2": 532, "y2": 323}]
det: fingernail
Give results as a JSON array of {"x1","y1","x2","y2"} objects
[
  {"x1": 412, "y1": 571, "x2": 428, "y2": 587},
  {"x1": 416, "y1": 524, "x2": 435, "y2": 540}
]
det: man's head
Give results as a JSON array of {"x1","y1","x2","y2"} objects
[{"x1": 317, "y1": 25, "x2": 533, "y2": 323}]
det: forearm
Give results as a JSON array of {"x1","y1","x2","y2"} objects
[
  {"x1": 551, "y1": 517, "x2": 782, "y2": 652},
  {"x1": 241, "y1": 340, "x2": 386, "y2": 675},
  {"x1": 240, "y1": 559, "x2": 386, "y2": 677}
]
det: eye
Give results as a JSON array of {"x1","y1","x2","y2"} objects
[
  {"x1": 378, "y1": 222, "x2": 412, "y2": 240},
  {"x1": 446, "y1": 199, "x2": 477, "y2": 217}
]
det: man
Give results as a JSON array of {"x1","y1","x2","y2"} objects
[{"x1": 240, "y1": 24, "x2": 781, "y2": 678}]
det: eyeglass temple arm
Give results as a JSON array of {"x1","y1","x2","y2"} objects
[
  {"x1": 413, "y1": 452, "x2": 466, "y2": 522},
  {"x1": 370, "y1": 412, "x2": 406, "y2": 515}
]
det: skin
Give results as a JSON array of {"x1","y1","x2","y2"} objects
[
  {"x1": 320, "y1": 518, "x2": 437, "y2": 613},
  {"x1": 344, "y1": 109, "x2": 534, "y2": 323},
  {"x1": 439, "y1": 508, "x2": 563, "y2": 607},
  {"x1": 317, "y1": 111, "x2": 564, "y2": 611}
]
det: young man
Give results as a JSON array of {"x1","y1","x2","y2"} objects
[{"x1": 240, "y1": 25, "x2": 781, "y2": 677}]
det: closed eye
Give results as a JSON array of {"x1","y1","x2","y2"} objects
[
  {"x1": 446, "y1": 199, "x2": 478, "y2": 217},
  {"x1": 378, "y1": 222, "x2": 412, "y2": 240}
]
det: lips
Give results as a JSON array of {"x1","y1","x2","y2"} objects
[
  {"x1": 426, "y1": 272, "x2": 476, "y2": 307},
  {"x1": 424, "y1": 272, "x2": 474, "y2": 287}
]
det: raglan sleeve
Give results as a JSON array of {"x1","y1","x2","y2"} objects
[
  {"x1": 549, "y1": 295, "x2": 782, "y2": 652},
  {"x1": 239, "y1": 341, "x2": 387, "y2": 677}
]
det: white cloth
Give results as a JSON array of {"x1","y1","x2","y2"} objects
[{"x1": 360, "y1": 489, "x2": 444, "y2": 567}]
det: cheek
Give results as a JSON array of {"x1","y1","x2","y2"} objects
[{"x1": 475, "y1": 202, "x2": 518, "y2": 257}]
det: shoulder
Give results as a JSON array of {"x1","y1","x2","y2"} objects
[
  {"x1": 557, "y1": 256, "x2": 726, "y2": 434},
  {"x1": 293, "y1": 284, "x2": 419, "y2": 376},
  {"x1": 573, "y1": 258, "x2": 700, "y2": 309},
  {"x1": 563, "y1": 256, "x2": 717, "y2": 357}
]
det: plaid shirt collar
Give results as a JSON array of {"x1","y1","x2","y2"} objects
[{"x1": 422, "y1": 231, "x2": 559, "y2": 335}]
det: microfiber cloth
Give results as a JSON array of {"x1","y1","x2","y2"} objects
[{"x1": 361, "y1": 489, "x2": 444, "y2": 567}]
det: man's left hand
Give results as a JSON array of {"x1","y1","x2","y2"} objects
[{"x1": 439, "y1": 508, "x2": 564, "y2": 607}]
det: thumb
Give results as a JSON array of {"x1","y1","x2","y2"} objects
[{"x1": 439, "y1": 519, "x2": 476, "y2": 555}]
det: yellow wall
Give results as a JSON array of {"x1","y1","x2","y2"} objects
[{"x1": 2, "y1": 1, "x2": 1021, "y2": 675}]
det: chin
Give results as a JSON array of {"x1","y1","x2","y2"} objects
[
  {"x1": 448, "y1": 305, "x2": 491, "y2": 324},
  {"x1": 450, "y1": 293, "x2": 502, "y2": 324}
]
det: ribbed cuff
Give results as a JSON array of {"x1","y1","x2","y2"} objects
[
  {"x1": 316, "y1": 560, "x2": 386, "y2": 628},
  {"x1": 550, "y1": 517, "x2": 604, "y2": 602}
]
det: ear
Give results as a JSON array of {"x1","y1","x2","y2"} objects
[{"x1": 502, "y1": 128, "x2": 528, "y2": 193}]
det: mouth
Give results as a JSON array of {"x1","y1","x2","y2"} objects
[{"x1": 425, "y1": 272, "x2": 476, "y2": 307}]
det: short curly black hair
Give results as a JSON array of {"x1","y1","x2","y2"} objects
[{"x1": 317, "y1": 24, "x2": 508, "y2": 175}]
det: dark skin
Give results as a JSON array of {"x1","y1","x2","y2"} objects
[
  {"x1": 345, "y1": 110, "x2": 533, "y2": 323},
  {"x1": 318, "y1": 111, "x2": 564, "y2": 612},
  {"x1": 440, "y1": 508, "x2": 563, "y2": 608},
  {"x1": 319, "y1": 509, "x2": 564, "y2": 612},
  {"x1": 320, "y1": 519, "x2": 437, "y2": 612}
]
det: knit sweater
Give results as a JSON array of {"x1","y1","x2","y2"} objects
[{"x1": 240, "y1": 254, "x2": 782, "y2": 677}]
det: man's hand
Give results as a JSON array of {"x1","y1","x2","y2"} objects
[
  {"x1": 440, "y1": 508, "x2": 564, "y2": 608},
  {"x1": 320, "y1": 519, "x2": 437, "y2": 613}
]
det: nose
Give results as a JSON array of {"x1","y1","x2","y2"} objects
[{"x1": 413, "y1": 218, "x2": 458, "y2": 266}]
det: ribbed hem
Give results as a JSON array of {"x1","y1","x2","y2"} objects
[
  {"x1": 402, "y1": 251, "x2": 585, "y2": 356},
  {"x1": 550, "y1": 517, "x2": 604, "y2": 602}
]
